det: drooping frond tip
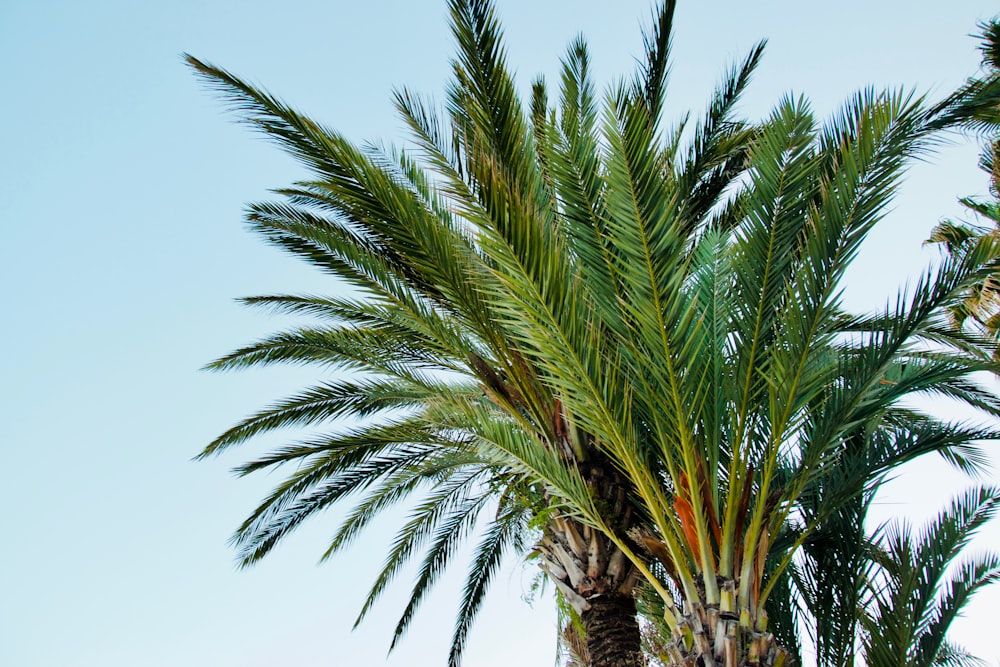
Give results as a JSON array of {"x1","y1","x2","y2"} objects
[{"x1": 183, "y1": 53, "x2": 336, "y2": 177}]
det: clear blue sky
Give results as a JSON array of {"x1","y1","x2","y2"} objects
[{"x1": 2, "y1": 1, "x2": 999, "y2": 665}]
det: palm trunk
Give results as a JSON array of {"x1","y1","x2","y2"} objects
[
  {"x1": 540, "y1": 513, "x2": 644, "y2": 667},
  {"x1": 581, "y1": 593, "x2": 644, "y2": 667},
  {"x1": 532, "y1": 436, "x2": 646, "y2": 667}
]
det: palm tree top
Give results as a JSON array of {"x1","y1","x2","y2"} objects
[{"x1": 192, "y1": 2, "x2": 1000, "y2": 665}]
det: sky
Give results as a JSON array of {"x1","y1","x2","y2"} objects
[{"x1": 2, "y1": 1, "x2": 1000, "y2": 665}]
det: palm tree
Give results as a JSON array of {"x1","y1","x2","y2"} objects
[
  {"x1": 767, "y1": 21, "x2": 1000, "y2": 667},
  {"x1": 522, "y1": 29, "x2": 1000, "y2": 667},
  {"x1": 696, "y1": 28, "x2": 1000, "y2": 664},
  {"x1": 193, "y1": 1, "x2": 1000, "y2": 665},
  {"x1": 527, "y1": 86, "x2": 1000, "y2": 666},
  {"x1": 193, "y1": 2, "x2": 764, "y2": 665}
]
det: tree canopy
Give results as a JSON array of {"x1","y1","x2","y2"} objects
[{"x1": 193, "y1": 3, "x2": 1000, "y2": 666}]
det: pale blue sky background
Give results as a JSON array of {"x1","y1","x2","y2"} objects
[{"x1": 2, "y1": 1, "x2": 1000, "y2": 666}]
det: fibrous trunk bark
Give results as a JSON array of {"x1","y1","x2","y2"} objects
[
  {"x1": 538, "y1": 459, "x2": 644, "y2": 667},
  {"x1": 582, "y1": 593, "x2": 644, "y2": 667},
  {"x1": 539, "y1": 507, "x2": 644, "y2": 667}
]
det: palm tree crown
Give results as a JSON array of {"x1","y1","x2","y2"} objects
[{"x1": 193, "y1": 2, "x2": 1000, "y2": 666}]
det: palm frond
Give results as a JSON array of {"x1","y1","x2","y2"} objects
[{"x1": 863, "y1": 486, "x2": 1000, "y2": 667}]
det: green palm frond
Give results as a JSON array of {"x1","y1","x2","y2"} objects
[
  {"x1": 230, "y1": 421, "x2": 452, "y2": 565},
  {"x1": 359, "y1": 469, "x2": 492, "y2": 640},
  {"x1": 862, "y1": 487, "x2": 1000, "y2": 667},
  {"x1": 448, "y1": 492, "x2": 532, "y2": 667},
  {"x1": 932, "y1": 641, "x2": 989, "y2": 667},
  {"x1": 204, "y1": 377, "x2": 478, "y2": 457},
  {"x1": 927, "y1": 19, "x2": 1000, "y2": 135},
  {"x1": 795, "y1": 492, "x2": 874, "y2": 667},
  {"x1": 677, "y1": 41, "x2": 764, "y2": 229},
  {"x1": 634, "y1": 0, "x2": 675, "y2": 120}
]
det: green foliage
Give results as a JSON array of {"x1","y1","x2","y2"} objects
[
  {"x1": 862, "y1": 488, "x2": 1000, "y2": 667},
  {"x1": 928, "y1": 20, "x2": 1000, "y2": 352},
  {"x1": 193, "y1": 2, "x2": 1000, "y2": 665}
]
